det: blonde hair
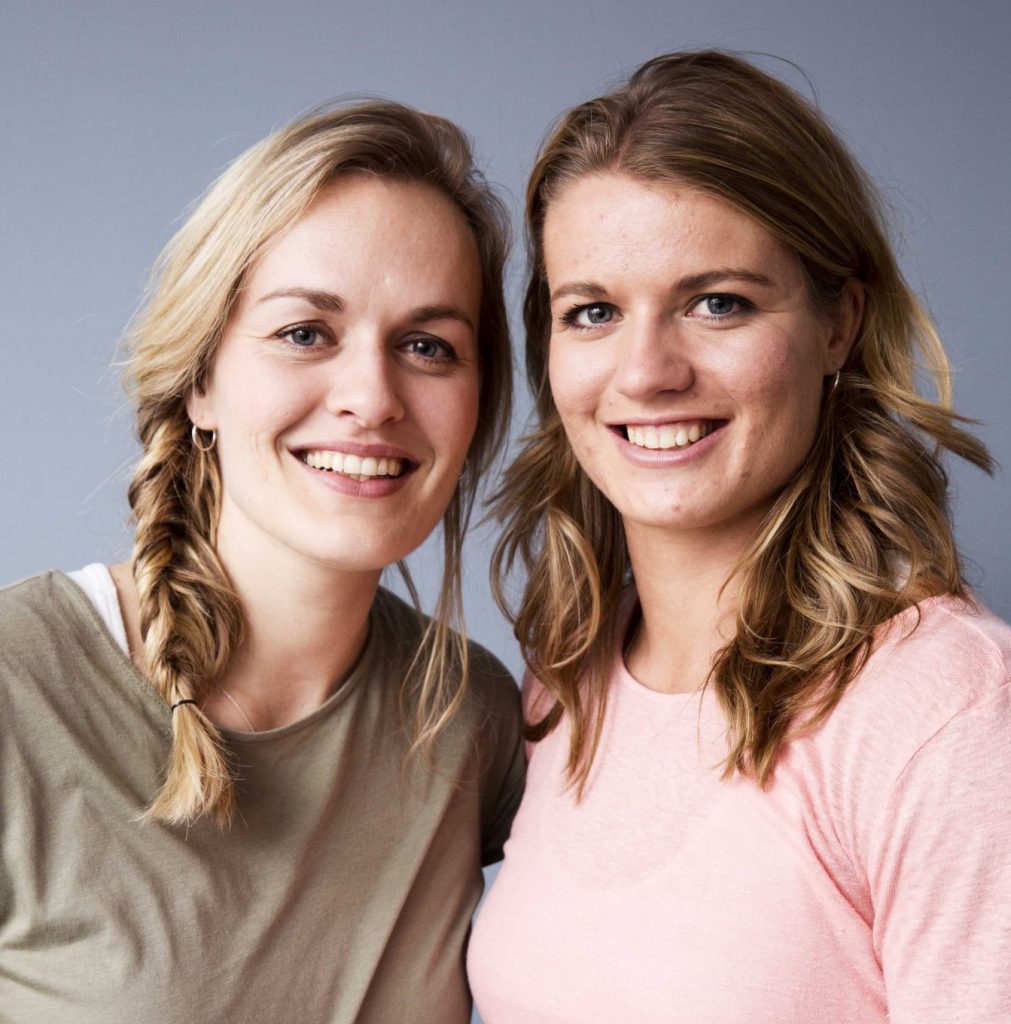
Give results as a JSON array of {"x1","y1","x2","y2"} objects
[
  {"x1": 493, "y1": 50, "x2": 993, "y2": 792},
  {"x1": 126, "y1": 101, "x2": 511, "y2": 826}
]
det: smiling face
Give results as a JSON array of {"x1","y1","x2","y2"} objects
[
  {"x1": 544, "y1": 173, "x2": 858, "y2": 549},
  {"x1": 186, "y1": 176, "x2": 482, "y2": 575}
]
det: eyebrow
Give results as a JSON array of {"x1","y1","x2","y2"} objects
[
  {"x1": 549, "y1": 281, "x2": 608, "y2": 303},
  {"x1": 676, "y1": 269, "x2": 775, "y2": 291},
  {"x1": 549, "y1": 268, "x2": 775, "y2": 303},
  {"x1": 254, "y1": 290, "x2": 474, "y2": 333},
  {"x1": 409, "y1": 304, "x2": 475, "y2": 333},
  {"x1": 257, "y1": 287, "x2": 345, "y2": 312}
]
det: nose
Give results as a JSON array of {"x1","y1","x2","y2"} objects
[
  {"x1": 324, "y1": 335, "x2": 405, "y2": 428},
  {"x1": 612, "y1": 317, "x2": 695, "y2": 400}
]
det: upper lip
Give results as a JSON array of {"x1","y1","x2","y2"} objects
[
  {"x1": 608, "y1": 416, "x2": 723, "y2": 428},
  {"x1": 289, "y1": 440, "x2": 419, "y2": 463}
]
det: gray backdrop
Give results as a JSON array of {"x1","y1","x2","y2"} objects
[
  {"x1": 3, "y1": 0, "x2": 1009, "y2": 678},
  {"x1": 2, "y1": 3, "x2": 1009, "y2": 1021}
]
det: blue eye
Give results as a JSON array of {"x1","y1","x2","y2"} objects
[
  {"x1": 689, "y1": 294, "x2": 750, "y2": 320},
  {"x1": 706, "y1": 295, "x2": 735, "y2": 316},
  {"x1": 562, "y1": 302, "x2": 616, "y2": 329},
  {"x1": 285, "y1": 325, "x2": 318, "y2": 346},
  {"x1": 403, "y1": 336, "x2": 456, "y2": 363},
  {"x1": 409, "y1": 337, "x2": 439, "y2": 358}
]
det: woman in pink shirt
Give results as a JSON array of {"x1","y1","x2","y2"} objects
[{"x1": 469, "y1": 51, "x2": 1010, "y2": 1023}]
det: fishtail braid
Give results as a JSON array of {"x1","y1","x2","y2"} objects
[{"x1": 128, "y1": 407, "x2": 242, "y2": 825}]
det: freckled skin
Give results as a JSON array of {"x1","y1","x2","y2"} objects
[
  {"x1": 544, "y1": 173, "x2": 856, "y2": 551},
  {"x1": 187, "y1": 178, "x2": 482, "y2": 575}
]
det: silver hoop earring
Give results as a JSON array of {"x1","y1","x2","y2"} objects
[
  {"x1": 828, "y1": 370, "x2": 841, "y2": 394},
  {"x1": 190, "y1": 424, "x2": 217, "y2": 452}
]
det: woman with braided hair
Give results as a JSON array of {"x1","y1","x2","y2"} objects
[
  {"x1": 0, "y1": 101, "x2": 523, "y2": 1023},
  {"x1": 468, "y1": 51, "x2": 1011, "y2": 1023}
]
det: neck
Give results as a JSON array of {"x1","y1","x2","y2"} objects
[
  {"x1": 208, "y1": 503, "x2": 380, "y2": 730},
  {"x1": 623, "y1": 516, "x2": 758, "y2": 694},
  {"x1": 114, "y1": 501, "x2": 382, "y2": 732}
]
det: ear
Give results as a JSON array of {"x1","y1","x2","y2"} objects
[
  {"x1": 824, "y1": 280, "x2": 864, "y2": 373},
  {"x1": 185, "y1": 387, "x2": 217, "y2": 431}
]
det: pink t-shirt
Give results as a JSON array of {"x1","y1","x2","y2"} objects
[{"x1": 469, "y1": 595, "x2": 1011, "y2": 1023}]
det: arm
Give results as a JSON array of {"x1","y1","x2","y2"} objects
[
  {"x1": 478, "y1": 661, "x2": 526, "y2": 867},
  {"x1": 868, "y1": 682, "x2": 1011, "y2": 1022}
]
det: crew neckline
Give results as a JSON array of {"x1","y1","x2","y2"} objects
[
  {"x1": 57, "y1": 568, "x2": 373, "y2": 743},
  {"x1": 615, "y1": 589, "x2": 712, "y2": 704}
]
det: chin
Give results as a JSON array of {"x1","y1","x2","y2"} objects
[
  {"x1": 618, "y1": 499, "x2": 741, "y2": 536},
  {"x1": 312, "y1": 535, "x2": 418, "y2": 573}
]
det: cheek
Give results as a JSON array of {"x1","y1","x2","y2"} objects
[
  {"x1": 250, "y1": 355, "x2": 314, "y2": 409},
  {"x1": 211, "y1": 361, "x2": 319, "y2": 459},
  {"x1": 417, "y1": 377, "x2": 480, "y2": 462},
  {"x1": 732, "y1": 324, "x2": 824, "y2": 413},
  {"x1": 727, "y1": 341, "x2": 825, "y2": 472},
  {"x1": 548, "y1": 341, "x2": 607, "y2": 421}
]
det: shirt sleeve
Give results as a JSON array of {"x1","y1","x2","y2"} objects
[
  {"x1": 479, "y1": 667, "x2": 527, "y2": 867},
  {"x1": 867, "y1": 681, "x2": 1011, "y2": 1023}
]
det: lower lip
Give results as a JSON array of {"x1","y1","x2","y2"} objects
[
  {"x1": 612, "y1": 423, "x2": 726, "y2": 466},
  {"x1": 293, "y1": 454, "x2": 415, "y2": 497}
]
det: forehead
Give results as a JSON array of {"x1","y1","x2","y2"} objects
[
  {"x1": 542, "y1": 173, "x2": 795, "y2": 281},
  {"x1": 245, "y1": 176, "x2": 482, "y2": 307}
]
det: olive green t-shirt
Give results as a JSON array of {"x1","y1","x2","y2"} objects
[{"x1": 0, "y1": 572, "x2": 525, "y2": 1023}]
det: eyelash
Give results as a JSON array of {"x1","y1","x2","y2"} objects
[
  {"x1": 688, "y1": 293, "x2": 754, "y2": 322},
  {"x1": 402, "y1": 336, "x2": 458, "y2": 364},
  {"x1": 275, "y1": 323, "x2": 458, "y2": 364},
  {"x1": 558, "y1": 293, "x2": 754, "y2": 332},
  {"x1": 276, "y1": 322, "x2": 330, "y2": 353},
  {"x1": 559, "y1": 303, "x2": 615, "y2": 331}
]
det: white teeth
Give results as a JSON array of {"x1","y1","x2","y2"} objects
[
  {"x1": 302, "y1": 450, "x2": 405, "y2": 478},
  {"x1": 624, "y1": 421, "x2": 713, "y2": 451}
]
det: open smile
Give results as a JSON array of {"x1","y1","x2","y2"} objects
[
  {"x1": 614, "y1": 419, "x2": 725, "y2": 451},
  {"x1": 293, "y1": 444, "x2": 419, "y2": 484},
  {"x1": 300, "y1": 449, "x2": 408, "y2": 481}
]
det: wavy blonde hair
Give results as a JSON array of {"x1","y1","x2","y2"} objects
[
  {"x1": 125, "y1": 101, "x2": 511, "y2": 826},
  {"x1": 493, "y1": 50, "x2": 993, "y2": 792}
]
